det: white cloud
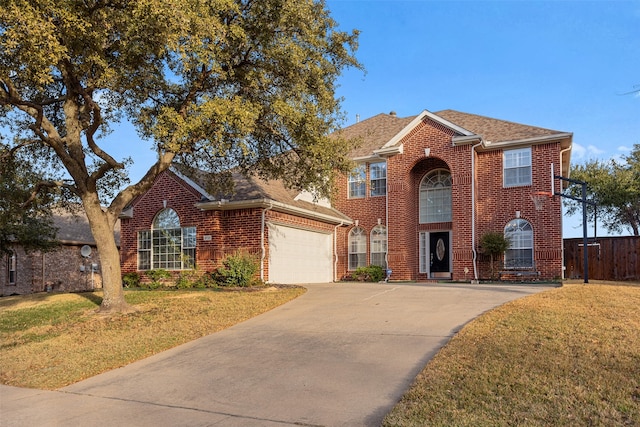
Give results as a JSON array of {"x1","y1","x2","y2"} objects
[
  {"x1": 587, "y1": 145, "x2": 605, "y2": 155},
  {"x1": 572, "y1": 142, "x2": 586, "y2": 159},
  {"x1": 618, "y1": 145, "x2": 632, "y2": 153}
]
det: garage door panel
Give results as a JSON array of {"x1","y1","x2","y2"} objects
[{"x1": 268, "y1": 224, "x2": 333, "y2": 284}]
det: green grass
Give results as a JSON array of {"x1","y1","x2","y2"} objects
[
  {"x1": 0, "y1": 287, "x2": 305, "y2": 389},
  {"x1": 383, "y1": 283, "x2": 640, "y2": 426}
]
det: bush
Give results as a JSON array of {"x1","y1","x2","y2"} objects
[
  {"x1": 214, "y1": 251, "x2": 259, "y2": 287},
  {"x1": 145, "y1": 269, "x2": 172, "y2": 289},
  {"x1": 352, "y1": 265, "x2": 385, "y2": 282},
  {"x1": 175, "y1": 269, "x2": 210, "y2": 289},
  {"x1": 122, "y1": 272, "x2": 141, "y2": 288}
]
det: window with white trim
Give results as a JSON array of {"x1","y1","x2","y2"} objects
[
  {"x1": 7, "y1": 253, "x2": 16, "y2": 285},
  {"x1": 504, "y1": 219, "x2": 533, "y2": 268},
  {"x1": 348, "y1": 226, "x2": 367, "y2": 270},
  {"x1": 419, "y1": 170, "x2": 452, "y2": 223},
  {"x1": 370, "y1": 162, "x2": 387, "y2": 197},
  {"x1": 348, "y1": 164, "x2": 366, "y2": 199},
  {"x1": 504, "y1": 147, "x2": 532, "y2": 187},
  {"x1": 138, "y1": 208, "x2": 196, "y2": 270},
  {"x1": 370, "y1": 225, "x2": 387, "y2": 268}
]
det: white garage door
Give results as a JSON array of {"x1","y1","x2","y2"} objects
[{"x1": 268, "y1": 223, "x2": 333, "y2": 284}]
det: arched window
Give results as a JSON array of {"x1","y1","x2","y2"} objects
[
  {"x1": 419, "y1": 170, "x2": 452, "y2": 223},
  {"x1": 370, "y1": 225, "x2": 387, "y2": 268},
  {"x1": 348, "y1": 227, "x2": 367, "y2": 270},
  {"x1": 504, "y1": 219, "x2": 533, "y2": 268},
  {"x1": 138, "y1": 208, "x2": 196, "y2": 270}
]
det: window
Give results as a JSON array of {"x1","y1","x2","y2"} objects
[
  {"x1": 7, "y1": 253, "x2": 16, "y2": 285},
  {"x1": 348, "y1": 227, "x2": 367, "y2": 270},
  {"x1": 419, "y1": 170, "x2": 452, "y2": 223},
  {"x1": 504, "y1": 219, "x2": 533, "y2": 268},
  {"x1": 370, "y1": 162, "x2": 387, "y2": 196},
  {"x1": 504, "y1": 147, "x2": 532, "y2": 187},
  {"x1": 137, "y1": 208, "x2": 196, "y2": 270},
  {"x1": 348, "y1": 165, "x2": 366, "y2": 198},
  {"x1": 370, "y1": 225, "x2": 387, "y2": 268}
]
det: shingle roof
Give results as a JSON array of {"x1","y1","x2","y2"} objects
[
  {"x1": 179, "y1": 170, "x2": 352, "y2": 224},
  {"x1": 434, "y1": 110, "x2": 568, "y2": 143},
  {"x1": 336, "y1": 110, "x2": 570, "y2": 156},
  {"x1": 53, "y1": 208, "x2": 121, "y2": 246}
]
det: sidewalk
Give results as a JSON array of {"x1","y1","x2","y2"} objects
[{"x1": 1, "y1": 282, "x2": 554, "y2": 426}]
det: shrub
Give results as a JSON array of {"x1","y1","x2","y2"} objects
[
  {"x1": 352, "y1": 265, "x2": 385, "y2": 282},
  {"x1": 480, "y1": 232, "x2": 511, "y2": 280},
  {"x1": 122, "y1": 272, "x2": 141, "y2": 288},
  {"x1": 214, "y1": 251, "x2": 259, "y2": 287},
  {"x1": 175, "y1": 269, "x2": 210, "y2": 289},
  {"x1": 145, "y1": 269, "x2": 172, "y2": 289}
]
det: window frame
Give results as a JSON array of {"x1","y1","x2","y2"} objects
[
  {"x1": 503, "y1": 147, "x2": 532, "y2": 187},
  {"x1": 7, "y1": 253, "x2": 16, "y2": 285},
  {"x1": 137, "y1": 208, "x2": 197, "y2": 271},
  {"x1": 369, "y1": 161, "x2": 387, "y2": 197},
  {"x1": 348, "y1": 164, "x2": 366, "y2": 199},
  {"x1": 419, "y1": 169, "x2": 452, "y2": 224},
  {"x1": 504, "y1": 218, "x2": 534, "y2": 269},
  {"x1": 348, "y1": 226, "x2": 367, "y2": 270},
  {"x1": 370, "y1": 225, "x2": 387, "y2": 268}
]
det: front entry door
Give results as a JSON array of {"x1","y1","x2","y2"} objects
[{"x1": 429, "y1": 231, "x2": 451, "y2": 279}]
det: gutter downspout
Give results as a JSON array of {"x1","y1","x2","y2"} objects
[
  {"x1": 333, "y1": 221, "x2": 345, "y2": 282},
  {"x1": 471, "y1": 141, "x2": 483, "y2": 282},
  {"x1": 260, "y1": 204, "x2": 273, "y2": 282},
  {"x1": 385, "y1": 158, "x2": 390, "y2": 272}
]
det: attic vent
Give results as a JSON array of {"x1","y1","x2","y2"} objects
[{"x1": 389, "y1": 111, "x2": 397, "y2": 117}]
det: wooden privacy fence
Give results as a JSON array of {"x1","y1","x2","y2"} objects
[{"x1": 563, "y1": 236, "x2": 639, "y2": 281}]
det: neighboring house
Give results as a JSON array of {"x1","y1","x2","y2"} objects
[
  {"x1": 118, "y1": 108, "x2": 571, "y2": 284},
  {"x1": 333, "y1": 110, "x2": 572, "y2": 281},
  {"x1": 0, "y1": 209, "x2": 120, "y2": 296}
]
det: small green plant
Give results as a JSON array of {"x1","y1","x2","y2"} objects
[
  {"x1": 214, "y1": 251, "x2": 259, "y2": 287},
  {"x1": 352, "y1": 265, "x2": 385, "y2": 282},
  {"x1": 122, "y1": 272, "x2": 141, "y2": 288},
  {"x1": 145, "y1": 269, "x2": 172, "y2": 289},
  {"x1": 480, "y1": 232, "x2": 511, "y2": 280},
  {"x1": 175, "y1": 268, "x2": 209, "y2": 289}
]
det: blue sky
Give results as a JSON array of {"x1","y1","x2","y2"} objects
[{"x1": 106, "y1": 0, "x2": 639, "y2": 237}]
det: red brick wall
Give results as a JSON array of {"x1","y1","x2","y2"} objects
[{"x1": 334, "y1": 117, "x2": 564, "y2": 282}]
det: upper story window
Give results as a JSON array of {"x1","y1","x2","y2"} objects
[
  {"x1": 138, "y1": 208, "x2": 196, "y2": 271},
  {"x1": 348, "y1": 226, "x2": 367, "y2": 270},
  {"x1": 504, "y1": 147, "x2": 532, "y2": 187},
  {"x1": 504, "y1": 219, "x2": 534, "y2": 268},
  {"x1": 419, "y1": 170, "x2": 452, "y2": 223},
  {"x1": 370, "y1": 162, "x2": 387, "y2": 197},
  {"x1": 348, "y1": 164, "x2": 366, "y2": 199}
]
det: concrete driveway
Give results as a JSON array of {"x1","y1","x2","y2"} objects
[{"x1": 1, "y1": 282, "x2": 555, "y2": 426}]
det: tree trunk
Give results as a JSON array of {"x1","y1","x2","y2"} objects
[{"x1": 82, "y1": 196, "x2": 133, "y2": 314}]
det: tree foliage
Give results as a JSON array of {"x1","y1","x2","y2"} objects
[
  {"x1": 565, "y1": 144, "x2": 640, "y2": 236},
  {"x1": 1, "y1": 0, "x2": 360, "y2": 312},
  {"x1": 0, "y1": 142, "x2": 59, "y2": 255}
]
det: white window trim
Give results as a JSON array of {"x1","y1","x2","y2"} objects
[
  {"x1": 370, "y1": 161, "x2": 387, "y2": 197},
  {"x1": 137, "y1": 209, "x2": 197, "y2": 271},
  {"x1": 504, "y1": 219, "x2": 534, "y2": 269},
  {"x1": 348, "y1": 164, "x2": 366, "y2": 199},
  {"x1": 503, "y1": 147, "x2": 532, "y2": 188},
  {"x1": 370, "y1": 225, "x2": 387, "y2": 268},
  {"x1": 419, "y1": 169, "x2": 452, "y2": 224},
  {"x1": 348, "y1": 226, "x2": 367, "y2": 270}
]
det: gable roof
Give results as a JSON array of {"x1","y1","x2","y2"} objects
[
  {"x1": 339, "y1": 109, "x2": 572, "y2": 158},
  {"x1": 175, "y1": 169, "x2": 352, "y2": 225}
]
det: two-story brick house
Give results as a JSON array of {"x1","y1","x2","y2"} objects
[
  {"x1": 332, "y1": 109, "x2": 571, "y2": 282},
  {"x1": 119, "y1": 109, "x2": 571, "y2": 283}
]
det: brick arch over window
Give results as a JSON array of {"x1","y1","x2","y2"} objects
[
  {"x1": 504, "y1": 218, "x2": 534, "y2": 268},
  {"x1": 138, "y1": 208, "x2": 196, "y2": 271}
]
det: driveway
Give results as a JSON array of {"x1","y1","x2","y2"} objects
[{"x1": 1, "y1": 282, "x2": 555, "y2": 426}]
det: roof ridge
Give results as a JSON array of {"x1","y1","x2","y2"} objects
[{"x1": 434, "y1": 109, "x2": 563, "y2": 133}]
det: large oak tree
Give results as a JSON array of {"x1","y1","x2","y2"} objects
[{"x1": 1, "y1": 0, "x2": 360, "y2": 312}]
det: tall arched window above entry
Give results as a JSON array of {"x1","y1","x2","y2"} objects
[
  {"x1": 137, "y1": 208, "x2": 196, "y2": 270},
  {"x1": 504, "y1": 219, "x2": 533, "y2": 268},
  {"x1": 419, "y1": 170, "x2": 452, "y2": 223},
  {"x1": 348, "y1": 227, "x2": 367, "y2": 270},
  {"x1": 370, "y1": 225, "x2": 387, "y2": 268}
]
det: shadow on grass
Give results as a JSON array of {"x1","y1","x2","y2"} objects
[{"x1": 76, "y1": 291, "x2": 103, "y2": 307}]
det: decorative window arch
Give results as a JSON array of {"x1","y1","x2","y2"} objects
[
  {"x1": 137, "y1": 208, "x2": 196, "y2": 270},
  {"x1": 419, "y1": 170, "x2": 452, "y2": 223},
  {"x1": 370, "y1": 225, "x2": 387, "y2": 268},
  {"x1": 504, "y1": 219, "x2": 533, "y2": 268},
  {"x1": 348, "y1": 227, "x2": 367, "y2": 270}
]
